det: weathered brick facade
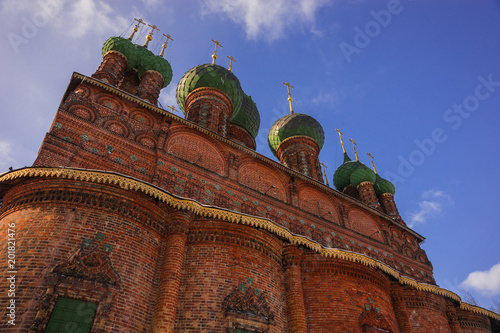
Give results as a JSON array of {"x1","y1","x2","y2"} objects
[{"x1": 1, "y1": 37, "x2": 499, "y2": 333}]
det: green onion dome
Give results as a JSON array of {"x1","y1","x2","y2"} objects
[
  {"x1": 101, "y1": 37, "x2": 172, "y2": 87},
  {"x1": 176, "y1": 64, "x2": 243, "y2": 115},
  {"x1": 350, "y1": 163, "x2": 376, "y2": 187},
  {"x1": 102, "y1": 37, "x2": 137, "y2": 70},
  {"x1": 268, "y1": 113, "x2": 325, "y2": 157},
  {"x1": 333, "y1": 152, "x2": 377, "y2": 191},
  {"x1": 374, "y1": 174, "x2": 396, "y2": 196},
  {"x1": 135, "y1": 45, "x2": 172, "y2": 88},
  {"x1": 333, "y1": 153, "x2": 361, "y2": 191},
  {"x1": 230, "y1": 93, "x2": 260, "y2": 138}
]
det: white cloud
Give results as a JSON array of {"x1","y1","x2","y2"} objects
[
  {"x1": 201, "y1": 0, "x2": 329, "y2": 42},
  {"x1": 312, "y1": 90, "x2": 338, "y2": 107},
  {"x1": 462, "y1": 263, "x2": 500, "y2": 296},
  {"x1": 407, "y1": 189, "x2": 452, "y2": 227},
  {"x1": 1, "y1": 0, "x2": 129, "y2": 39},
  {"x1": 56, "y1": 0, "x2": 129, "y2": 38}
]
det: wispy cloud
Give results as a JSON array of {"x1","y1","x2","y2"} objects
[
  {"x1": 1, "y1": 0, "x2": 130, "y2": 39},
  {"x1": 312, "y1": 90, "x2": 338, "y2": 109},
  {"x1": 462, "y1": 263, "x2": 500, "y2": 297},
  {"x1": 201, "y1": 0, "x2": 330, "y2": 42},
  {"x1": 407, "y1": 189, "x2": 452, "y2": 227}
]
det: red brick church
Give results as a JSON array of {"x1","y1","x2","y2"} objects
[{"x1": 1, "y1": 23, "x2": 499, "y2": 332}]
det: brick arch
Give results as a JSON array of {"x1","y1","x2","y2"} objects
[
  {"x1": 67, "y1": 103, "x2": 98, "y2": 123},
  {"x1": 134, "y1": 132, "x2": 157, "y2": 150},
  {"x1": 415, "y1": 249, "x2": 430, "y2": 265},
  {"x1": 95, "y1": 93, "x2": 125, "y2": 114},
  {"x1": 102, "y1": 118, "x2": 131, "y2": 138},
  {"x1": 74, "y1": 83, "x2": 93, "y2": 98},
  {"x1": 348, "y1": 210, "x2": 384, "y2": 242},
  {"x1": 166, "y1": 133, "x2": 225, "y2": 176},
  {"x1": 402, "y1": 244, "x2": 414, "y2": 258},
  {"x1": 297, "y1": 186, "x2": 339, "y2": 224},
  {"x1": 129, "y1": 110, "x2": 154, "y2": 126},
  {"x1": 237, "y1": 162, "x2": 286, "y2": 201}
]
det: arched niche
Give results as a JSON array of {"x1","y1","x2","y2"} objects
[
  {"x1": 166, "y1": 133, "x2": 225, "y2": 176},
  {"x1": 348, "y1": 210, "x2": 384, "y2": 242},
  {"x1": 298, "y1": 187, "x2": 339, "y2": 224},
  {"x1": 237, "y1": 162, "x2": 286, "y2": 201}
]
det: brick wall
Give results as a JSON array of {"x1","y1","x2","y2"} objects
[
  {"x1": 301, "y1": 254, "x2": 398, "y2": 333},
  {"x1": 175, "y1": 220, "x2": 287, "y2": 332},
  {"x1": 0, "y1": 178, "x2": 167, "y2": 332}
]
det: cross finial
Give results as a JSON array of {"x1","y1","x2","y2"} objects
[
  {"x1": 282, "y1": 82, "x2": 294, "y2": 114},
  {"x1": 335, "y1": 129, "x2": 346, "y2": 153},
  {"x1": 144, "y1": 24, "x2": 160, "y2": 48},
  {"x1": 320, "y1": 162, "x2": 330, "y2": 186},
  {"x1": 160, "y1": 33, "x2": 173, "y2": 57},
  {"x1": 166, "y1": 105, "x2": 178, "y2": 114},
  {"x1": 128, "y1": 18, "x2": 146, "y2": 40},
  {"x1": 211, "y1": 39, "x2": 223, "y2": 65},
  {"x1": 349, "y1": 138, "x2": 359, "y2": 161},
  {"x1": 227, "y1": 55, "x2": 236, "y2": 72},
  {"x1": 366, "y1": 152, "x2": 377, "y2": 174}
]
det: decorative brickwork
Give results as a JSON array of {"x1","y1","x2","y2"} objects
[
  {"x1": 118, "y1": 69, "x2": 141, "y2": 95},
  {"x1": 185, "y1": 87, "x2": 233, "y2": 137},
  {"x1": 92, "y1": 50, "x2": 128, "y2": 86},
  {"x1": 358, "y1": 181, "x2": 381, "y2": 209},
  {"x1": 403, "y1": 287, "x2": 452, "y2": 333},
  {"x1": 283, "y1": 245, "x2": 307, "y2": 333},
  {"x1": 152, "y1": 211, "x2": 191, "y2": 332},
  {"x1": 390, "y1": 281, "x2": 415, "y2": 333},
  {"x1": 229, "y1": 123, "x2": 256, "y2": 149},
  {"x1": 276, "y1": 136, "x2": 323, "y2": 182},
  {"x1": 457, "y1": 308, "x2": 492, "y2": 333},
  {"x1": 379, "y1": 193, "x2": 403, "y2": 223},
  {"x1": 137, "y1": 70, "x2": 164, "y2": 105}
]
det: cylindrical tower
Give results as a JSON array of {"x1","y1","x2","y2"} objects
[{"x1": 268, "y1": 113, "x2": 325, "y2": 182}]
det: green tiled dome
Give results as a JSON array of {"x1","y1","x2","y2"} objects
[
  {"x1": 333, "y1": 153, "x2": 362, "y2": 191},
  {"x1": 136, "y1": 45, "x2": 173, "y2": 88},
  {"x1": 102, "y1": 37, "x2": 137, "y2": 70},
  {"x1": 350, "y1": 164, "x2": 376, "y2": 187},
  {"x1": 267, "y1": 113, "x2": 325, "y2": 157},
  {"x1": 374, "y1": 174, "x2": 396, "y2": 196},
  {"x1": 333, "y1": 152, "x2": 377, "y2": 191},
  {"x1": 176, "y1": 64, "x2": 243, "y2": 115},
  {"x1": 230, "y1": 93, "x2": 260, "y2": 138},
  {"x1": 101, "y1": 38, "x2": 172, "y2": 87}
]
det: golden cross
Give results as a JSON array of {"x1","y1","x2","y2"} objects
[
  {"x1": 128, "y1": 18, "x2": 145, "y2": 40},
  {"x1": 349, "y1": 138, "x2": 359, "y2": 161},
  {"x1": 160, "y1": 33, "x2": 173, "y2": 57},
  {"x1": 144, "y1": 24, "x2": 160, "y2": 47},
  {"x1": 320, "y1": 162, "x2": 330, "y2": 186},
  {"x1": 227, "y1": 55, "x2": 236, "y2": 72},
  {"x1": 211, "y1": 39, "x2": 223, "y2": 65},
  {"x1": 166, "y1": 105, "x2": 178, "y2": 113},
  {"x1": 335, "y1": 129, "x2": 346, "y2": 153},
  {"x1": 282, "y1": 82, "x2": 294, "y2": 114},
  {"x1": 366, "y1": 152, "x2": 377, "y2": 174}
]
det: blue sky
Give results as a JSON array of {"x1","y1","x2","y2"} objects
[{"x1": 1, "y1": 0, "x2": 499, "y2": 310}]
